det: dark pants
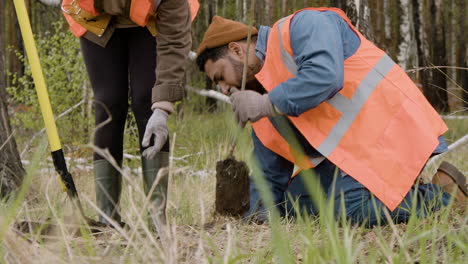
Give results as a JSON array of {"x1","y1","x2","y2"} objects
[
  {"x1": 80, "y1": 27, "x2": 169, "y2": 161},
  {"x1": 289, "y1": 160, "x2": 450, "y2": 226},
  {"x1": 246, "y1": 134, "x2": 450, "y2": 227}
]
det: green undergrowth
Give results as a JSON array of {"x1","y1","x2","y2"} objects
[
  {"x1": 2, "y1": 92, "x2": 467, "y2": 263},
  {"x1": 3, "y1": 6, "x2": 467, "y2": 263}
]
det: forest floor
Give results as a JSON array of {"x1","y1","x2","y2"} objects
[{"x1": 2, "y1": 98, "x2": 467, "y2": 263}]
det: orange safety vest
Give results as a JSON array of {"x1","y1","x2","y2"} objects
[
  {"x1": 252, "y1": 7, "x2": 448, "y2": 211},
  {"x1": 61, "y1": 0, "x2": 200, "y2": 38}
]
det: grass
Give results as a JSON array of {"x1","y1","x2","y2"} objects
[{"x1": 1, "y1": 94, "x2": 467, "y2": 263}]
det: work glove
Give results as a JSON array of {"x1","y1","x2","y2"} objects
[
  {"x1": 142, "y1": 108, "x2": 169, "y2": 159},
  {"x1": 230, "y1": 90, "x2": 277, "y2": 127}
]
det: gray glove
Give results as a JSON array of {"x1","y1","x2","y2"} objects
[
  {"x1": 230, "y1": 90, "x2": 277, "y2": 127},
  {"x1": 142, "y1": 109, "x2": 169, "y2": 159}
]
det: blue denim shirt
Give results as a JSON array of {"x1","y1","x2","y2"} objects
[
  {"x1": 251, "y1": 10, "x2": 448, "y2": 198},
  {"x1": 256, "y1": 10, "x2": 360, "y2": 117}
]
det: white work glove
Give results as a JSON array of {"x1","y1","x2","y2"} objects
[
  {"x1": 142, "y1": 108, "x2": 169, "y2": 159},
  {"x1": 230, "y1": 90, "x2": 277, "y2": 127}
]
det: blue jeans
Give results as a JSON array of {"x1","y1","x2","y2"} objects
[
  {"x1": 249, "y1": 134, "x2": 450, "y2": 226},
  {"x1": 286, "y1": 161, "x2": 450, "y2": 226},
  {"x1": 247, "y1": 159, "x2": 450, "y2": 227}
]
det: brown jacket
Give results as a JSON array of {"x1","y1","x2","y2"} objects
[
  {"x1": 71, "y1": 0, "x2": 192, "y2": 103},
  {"x1": 152, "y1": 0, "x2": 191, "y2": 103}
]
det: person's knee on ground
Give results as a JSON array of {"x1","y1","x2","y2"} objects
[
  {"x1": 243, "y1": 179, "x2": 270, "y2": 224},
  {"x1": 331, "y1": 174, "x2": 452, "y2": 227},
  {"x1": 284, "y1": 172, "x2": 320, "y2": 218}
]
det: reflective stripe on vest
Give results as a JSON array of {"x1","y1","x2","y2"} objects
[
  {"x1": 276, "y1": 18, "x2": 396, "y2": 158},
  {"x1": 252, "y1": 7, "x2": 448, "y2": 211},
  {"x1": 292, "y1": 156, "x2": 326, "y2": 177},
  {"x1": 277, "y1": 17, "x2": 298, "y2": 75},
  {"x1": 319, "y1": 55, "x2": 394, "y2": 156}
]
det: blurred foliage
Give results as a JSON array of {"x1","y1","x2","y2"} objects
[
  {"x1": 4, "y1": 1, "x2": 466, "y2": 158},
  {"x1": 7, "y1": 21, "x2": 91, "y2": 149}
]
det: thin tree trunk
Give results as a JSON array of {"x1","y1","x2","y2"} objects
[
  {"x1": 243, "y1": 0, "x2": 248, "y2": 21},
  {"x1": 0, "y1": 0, "x2": 25, "y2": 195},
  {"x1": 383, "y1": 0, "x2": 391, "y2": 40},
  {"x1": 387, "y1": 0, "x2": 402, "y2": 60},
  {"x1": 412, "y1": 0, "x2": 424, "y2": 83},
  {"x1": 330, "y1": 0, "x2": 344, "y2": 12},
  {"x1": 329, "y1": 0, "x2": 357, "y2": 27},
  {"x1": 236, "y1": 0, "x2": 242, "y2": 20},
  {"x1": 0, "y1": 88, "x2": 24, "y2": 196},
  {"x1": 222, "y1": 0, "x2": 226, "y2": 17},
  {"x1": 448, "y1": 0, "x2": 456, "y2": 81},
  {"x1": 345, "y1": 0, "x2": 359, "y2": 26},
  {"x1": 446, "y1": 0, "x2": 456, "y2": 108},
  {"x1": 371, "y1": 0, "x2": 389, "y2": 51},
  {"x1": 254, "y1": 0, "x2": 261, "y2": 25},
  {"x1": 265, "y1": 0, "x2": 272, "y2": 25},
  {"x1": 457, "y1": 0, "x2": 467, "y2": 110},
  {"x1": 406, "y1": 0, "x2": 418, "y2": 72},
  {"x1": 423, "y1": 0, "x2": 449, "y2": 112},
  {"x1": 282, "y1": 0, "x2": 288, "y2": 17},
  {"x1": 397, "y1": 0, "x2": 412, "y2": 69},
  {"x1": 357, "y1": 0, "x2": 374, "y2": 41},
  {"x1": 205, "y1": 0, "x2": 218, "y2": 111},
  {"x1": 5, "y1": 1, "x2": 24, "y2": 90},
  {"x1": 420, "y1": 0, "x2": 433, "y2": 95}
]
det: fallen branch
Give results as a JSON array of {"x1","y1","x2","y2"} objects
[
  {"x1": 441, "y1": 115, "x2": 468, "y2": 120},
  {"x1": 123, "y1": 153, "x2": 140, "y2": 160},
  {"x1": 185, "y1": 85, "x2": 231, "y2": 104},
  {"x1": 406, "y1": 66, "x2": 468, "y2": 73},
  {"x1": 426, "y1": 134, "x2": 468, "y2": 168},
  {"x1": 171, "y1": 151, "x2": 205, "y2": 161},
  {"x1": 38, "y1": 0, "x2": 60, "y2": 6}
]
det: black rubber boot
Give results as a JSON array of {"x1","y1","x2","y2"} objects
[
  {"x1": 94, "y1": 159, "x2": 122, "y2": 226},
  {"x1": 142, "y1": 151, "x2": 169, "y2": 228}
]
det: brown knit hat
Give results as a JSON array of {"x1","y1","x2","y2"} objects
[{"x1": 197, "y1": 16, "x2": 258, "y2": 56}]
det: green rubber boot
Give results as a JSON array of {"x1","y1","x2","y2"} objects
[
  {"x1": 142, "y1": 151, "x2": 169, "y2": 228},
  {"x1": 94, "y1": 159, "x2": 122, "y2": 225}
]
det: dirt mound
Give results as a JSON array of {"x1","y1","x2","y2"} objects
[{"x1": 215, "y1": 158, "x2": 250, "y2": 216}]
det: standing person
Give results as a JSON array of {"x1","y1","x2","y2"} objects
[
  {"x1": 62, "y1": 0, "x2": 199, "y2": 227},
  {"x1": 196, "y1": 9, "x2": 467, "y2": 226}
]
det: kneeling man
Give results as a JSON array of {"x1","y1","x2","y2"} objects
[{"x1": 196, "y1": 8, "x2": 467, "y2": 226}]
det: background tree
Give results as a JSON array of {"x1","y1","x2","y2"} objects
[
  {"x1": 187, "y1": 0, "x2": 466, "y2": 113},
  {"x1": 4, "y1": 1, "x2": 466, "y2": 162},
  {"x1": 457, "y1": 0, "x2": 467, "y2": 110},
  {"x1": 204, "y1": 0, "x2": 218, "y2": 111},
  {"x1": 422, "y1": 0, "x2": 449, "y2": 112},
  {"x1": 0, "y1": 0, "x2": 25, "y2": 196}
]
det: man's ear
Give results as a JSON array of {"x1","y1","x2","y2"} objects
[{"x1": 227, "y1": 42, "x2": 244, "y2": 59}]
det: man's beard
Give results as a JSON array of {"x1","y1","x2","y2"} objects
[
  {"x1": 245, "y1": 78, "x2": 266, "y2": 94},
  {"x1": 228, "y1": 56, "x2": 266, "y2": 94}
]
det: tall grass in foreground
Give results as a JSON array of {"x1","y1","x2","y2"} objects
[{"x1": 1, "y1": 95, "x2": 467, "y2": 263}]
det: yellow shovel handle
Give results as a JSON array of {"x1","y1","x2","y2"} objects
[{"x1": 13, "y1": 0, "x2": 62, "y2": 151}]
